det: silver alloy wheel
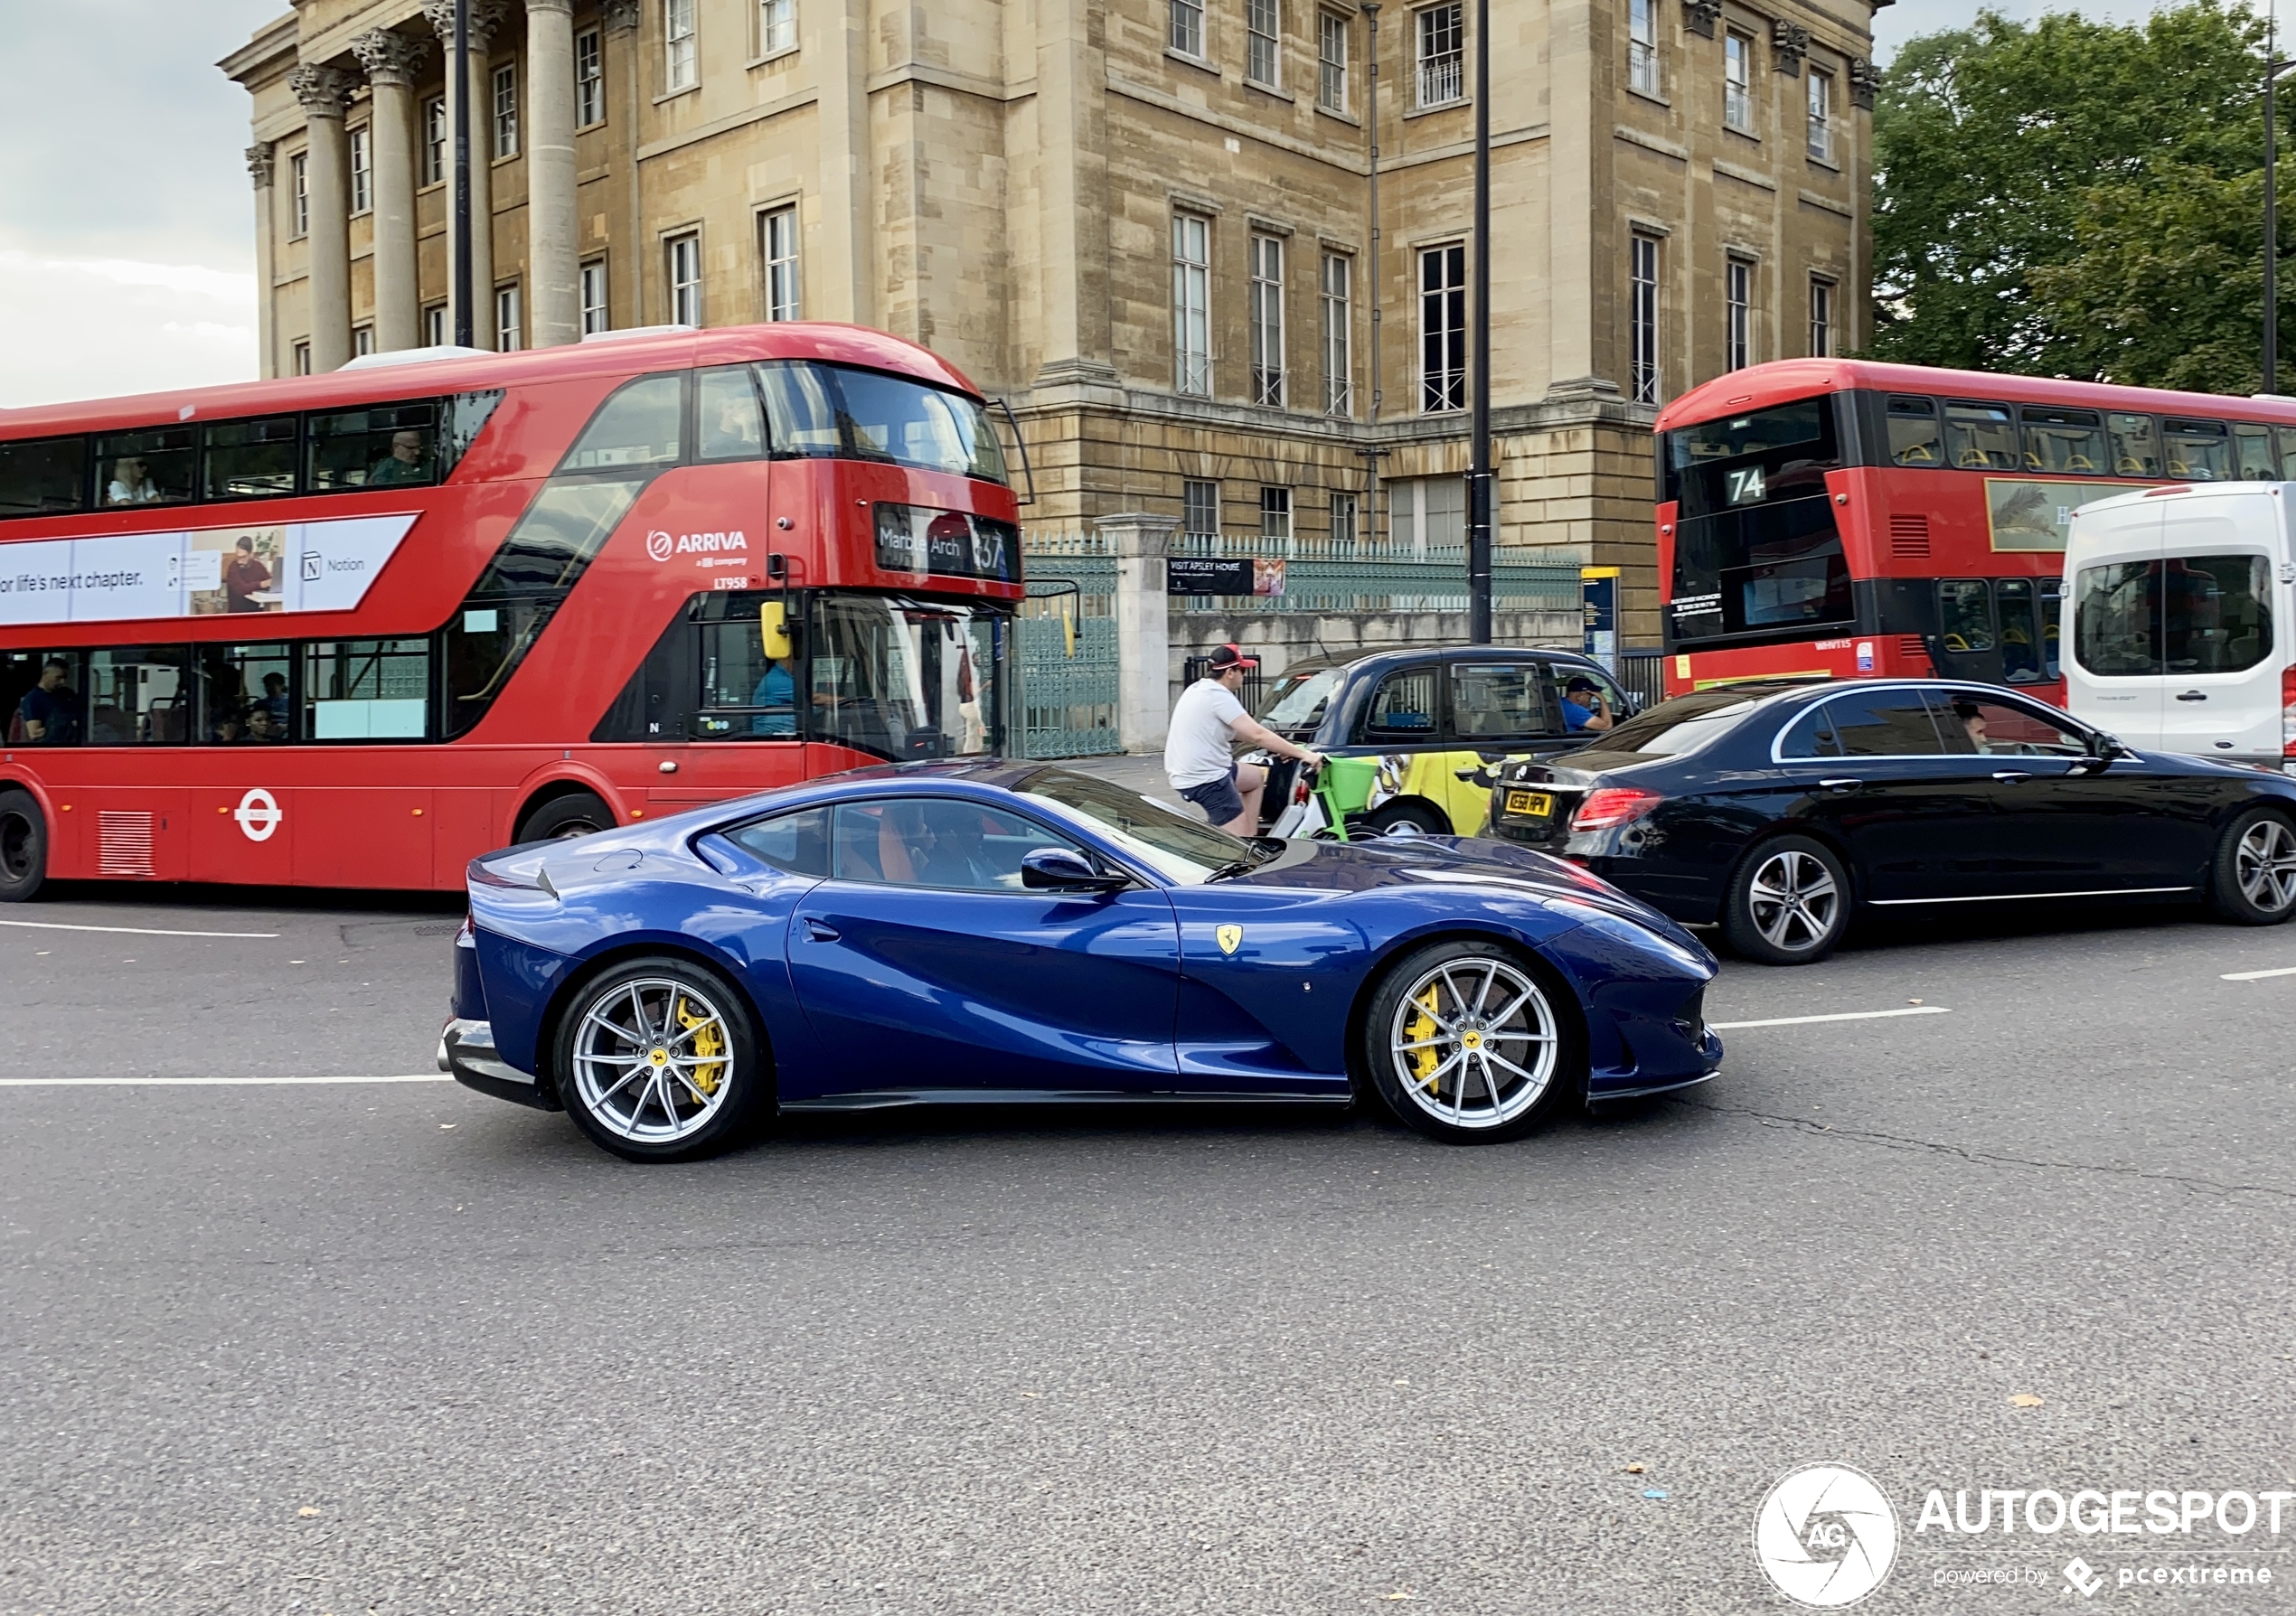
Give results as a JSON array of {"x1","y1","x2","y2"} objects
[
  {"x1": 569, "y1": 977, "x2": 736, "y2": 1143},
  {"x1": 1746, "y1": 847, "x2": 1840, "y2": 954},
  {"x1": 2235, "y1": 817, "x2": 2296, "y2": 913},
  {"x1": 1386, "y1": 956, "x2": 1558, "y2": 1130}
]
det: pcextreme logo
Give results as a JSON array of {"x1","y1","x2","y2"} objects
[{"x1": 1755, "y1": 1464, "x2": 1901, "y2": 1608}]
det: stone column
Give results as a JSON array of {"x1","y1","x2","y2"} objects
[
  {"x1": 1099, "y1": 513, "x2": 1179, "y2": 754},
  {"x1": 246, "y1": 145, "x2": 278, "y2": 378},
  {"x1": 422, "y1": 0, "x2": 507, "y2": 349},
  {"x1": 815, "y1": 0, "x2": 875, "y2": 324},
  {"x1": 352, "y1": 29, "x2": 430, "y2": 352},
  {"x1": 1030, "y1": 0, "x2": 1116, "y2": 388},
  {"x1": 605, "y1": 0, "x2": 643, "y2": 329},
  {"x1": 290, "y1": 63, "x2": 357, "y2": 372},
  {"x1": 526, "y1": 0, "x2": 580, "y2": 345}
]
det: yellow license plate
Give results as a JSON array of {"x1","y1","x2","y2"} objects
[{"x1": 1505, "y1": 791, "x2": 1554, "y2": 818}]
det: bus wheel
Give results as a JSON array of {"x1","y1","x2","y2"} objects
[
  {"x1": 0, "y1": 789, "x2": 45, "y2": 904},
  {"x1": 550, "y1": 958, "x2": 770, "y2": 1162},
  {"x1": 522, "y1": 792, "x2": 614, "y2": 842}
]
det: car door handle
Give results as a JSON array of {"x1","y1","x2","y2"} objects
[
  {"x1": 1991, "y1": 770, "x2": 2033, "y2": 785},
  {"x1": 802, "y1": 917, "x2": 840, "y2": 942},
  {"x1": 1818, "y1": 777, "x2": 1864, "y2": 794},
  {"x1": 2175, "y1": 691, "x2": 2208, "y2": 701}
]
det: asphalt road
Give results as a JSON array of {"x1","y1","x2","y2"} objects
[{"x1": 4, "y1": 882, "x2": 2294, "y2": 1614}]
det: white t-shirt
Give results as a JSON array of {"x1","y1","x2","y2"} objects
[{"x1": 1164, "y1": 677, "x2": 1248, "y2": 789}]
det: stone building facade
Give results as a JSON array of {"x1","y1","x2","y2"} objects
[{"x1": 224, "y1": 0, "x2": 1882, "y2": 650}]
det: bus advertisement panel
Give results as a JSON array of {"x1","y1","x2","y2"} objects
[
  {"x1": 0, "y1": 324, "x2": 1023, "y2": 897},
  {"x1": 1652, "y1": 359, "x2": 2296, "y2": 700}
]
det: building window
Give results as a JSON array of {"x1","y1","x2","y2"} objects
[
  {"x1": 294, "y1": 341, "x2": 312, "y2": 376},
  {"x1": 1807, "y1": 68, "x2": 1833, "y2": 163},
  {"x1": 1318, "y1": 12, "x2": 1349, "y2": 112},
  {"x1": 348, "y1": 125, "x2": 371, "y2": 215},
  {"x1": 1321, "y1": 250, "x2": 1352, "y2": 416},
  {"x1": 1183, "y1": 479, "x2": 1221, "y2": 538},
  {"x1": 1629, "y1": 233, "x2": 1661, "y2": 405},
  {"x1": 289, "y1": 153, "x2": 308, "y2": 239},
  {"x1": 425, "y1": 304, "x2": 447, "y2": 346},
  {"x1": 1330, "y1": 491, "x2": 1359, "y2": 548},
  {"x1": 421, "y1": 96, "x2": 447, "y2": 184},
  {"x1": 576, "y1": 28, "x2": 605, "y2": 127},
  {"x1": 1628, "y1": 0, "x2": 1659, "y2": 95},
  {"x1": 1726, "y1": 258, "x2": 1752, "y2": 371},
  {"x1": 667, "y1": 231, "x2": 703, "y2": 325},
  {"x1": 493, "y1": 62, "x2": 519, "y2": 158},
  {"x1": 1260, "y1": 485, "x2": 1293, "y2": 543},
  {"x1": 1416, "y1": 4, "x2": 1463, "y2": 108},
  {"x1": 1724, "y1": 31, "x2": 1753, "y2": 132},
  {"x1": 353, "y1": 324, "x2": 375, "y2": 357},
  {"x1": 1390, "y1": 475, "x2": 1464, "y2": 553},
  {"x1": 1247, "y1": 0, "x2": 1281, "y2": 87},
  {"x1": 665, "y1": 0, "x2": 699, "y2": 90},
  {"x1": 1173, "y1": 213, "x2": 1211, "y2": 396},
  {"x1": 496, "y1": 283, "x2": 523, "y2": 352},
  {"x1": 1170, "y1": 0, "x2": 1205, "y2": 57},
  {"x1": 1809, "y1": 277, "x2": 1833, "y2": 357},
  {"x1": 761, "y1": 0, "x2": 797, "y2": 54},
  {"x1": 581, "y1": 260, "x2": 609, "y2": 335},
  {"x1": 1419, "y1": 242, "x2": 1466, "y2": 413},
  {"x1": 761, "y1": 205, "x2": 801, "y2": 320},
  {"x1": 1249, "y1": 234, "x2": 1285, "y2": 407}
]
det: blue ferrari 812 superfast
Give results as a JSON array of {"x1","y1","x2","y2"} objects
[{"x1": 441, "y1": 763, "x2": 1723, "y2": 1159}]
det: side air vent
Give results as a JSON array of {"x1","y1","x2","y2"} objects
[
  {"x1": 1896, "y1": 634, "x2": 1931, "y2": 665},
  {"x1": 98, "y1": 811, "x2": 155, "y2": 878},
  {"x1": 1888, "y1": 513, "x2": 1931, "y2": 559}
]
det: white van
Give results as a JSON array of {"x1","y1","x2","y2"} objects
[{"x1": 2062, "y1": 482, "x2": 2291, "y2": 771}]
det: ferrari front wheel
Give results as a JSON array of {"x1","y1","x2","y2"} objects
[
  {"x1": 1360, "y1": 941, "x2": 1580, "y2": 1144},
  {"x1": 551, "y1": 959, "x2": 769, "y2": 1161}
]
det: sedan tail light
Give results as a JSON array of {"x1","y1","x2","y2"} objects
[
  {"x1": 1569, "y1": 786, "x2": 1661, "y2": 831},
  {"x1": 2282, "y1": 664, "x2": 2296, "y2": 756}
]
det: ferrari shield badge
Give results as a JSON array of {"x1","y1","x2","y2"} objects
[{"x1": 1216, "y1": 924, "x2": 1244, "y2": 955}]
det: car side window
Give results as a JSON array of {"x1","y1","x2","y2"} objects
[
  {"x1": 1359, "y1": 665, "x2": 1441, "y2": 743},
  {"x1": 1776, "y1": 704, "x2": 1837, "y2": 759},
  {"x1": 724, "y1": 804, "x2": 832, "y2": 875},
  {"x1": 1541, "y1": 662, "x2": 1626, "y2": 736},
  {"x1": 1926, "y1": 692, "x2": 2088, "y2": 757},
  {"x1": 832, "y1": 798, "x2": 1082, "y2": 892},
  {"x1": 1450, "y1": 662, "x2": 1546, "y2": 741},
  {"x1": 1813, "y1": 691, "x2": 1947, "y2": 756}
]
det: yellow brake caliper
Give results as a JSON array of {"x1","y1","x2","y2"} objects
[
  {"x1": 677, "y1": 997, "x2": 725, "y2": 1096},
  {"x1": 1405, "y1": 985, "x2": 1444, "y2": 1091}
]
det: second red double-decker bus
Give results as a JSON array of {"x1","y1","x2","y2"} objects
[
  {"x1": 0, "y1": 324, "x2": 1021, "y2": 898},
  {"x1": 1654, "y1": 359, "x2": 2296, "y2": 700}
]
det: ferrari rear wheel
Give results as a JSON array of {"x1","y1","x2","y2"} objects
[
  {"x1": 551, "y1": 959, "x2": 769, "y2": 1161},
  {"x1": 1360, "y1": 941, "x2": 1578, "y2": 1143}
]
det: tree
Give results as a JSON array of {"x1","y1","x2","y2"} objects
[{"x1": 1871, "y1": 2, "x2": 2281, "y2": 393}]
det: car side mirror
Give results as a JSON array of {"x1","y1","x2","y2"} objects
[{"x1": 1021, "y1": 846, "x2": 1128, "y2": 893}]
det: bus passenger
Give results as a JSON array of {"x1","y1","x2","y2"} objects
[
  {"x1": 13, "y1": 659, "x2": 82, "y2": 745},
  {"x1": 366, "y1": 429, "x2": 432, "y2": 485},
  {"x1": 106, "y1": 456, "x2": 160, "y2": 505}
]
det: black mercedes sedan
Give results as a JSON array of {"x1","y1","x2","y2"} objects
[{"x1": 1485, "y1": 678, "x2": 2296, "y2": 963}]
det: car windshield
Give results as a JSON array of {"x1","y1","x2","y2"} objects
[
  {"x1": 1259, "y1": 667, "x2": 1344, "y2": 728},
  {"x1": 1016, "y1": 767, "x2": 1249, "y2": 884},
  {"x1": 1592, "y1": 690, "x2": 1765, "y2": 756}
]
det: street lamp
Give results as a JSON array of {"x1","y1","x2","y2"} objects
[
  {"x1": 451, "y1": 0, "x2": 474, "y2": 349},
  {"x1": 1465, "y1": 0, "x2": 1492, "y2": 644}
]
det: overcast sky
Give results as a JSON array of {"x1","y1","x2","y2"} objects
[{"x1": 0, "y1": 0, "x2": 2206, "y2": 409}]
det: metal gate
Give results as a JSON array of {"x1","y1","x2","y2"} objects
[{"x1": 1019, "y1": 536, "x2": 1122, "y2": 758}]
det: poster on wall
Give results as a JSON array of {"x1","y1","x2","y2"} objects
[
  {"x1": 0, "y1": 512, "x2": 417, "y2": 626},
  {"x1": 1168, "y1": 558, "x2": 1287, "y2": 597},
  {"x1": 1983, "y1": 478, "x2": 2123, "y2": 552}
]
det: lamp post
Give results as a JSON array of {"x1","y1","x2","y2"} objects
[
  {"x1": 451, "y1": 0, "x2": 473, "y2": 349},
  {"x1": 1465, "y1": 0, "x2": 1492, "y2": 643},
  {"x1": 2268, "y1": 55, "x2": 2296, "y2": 392}
]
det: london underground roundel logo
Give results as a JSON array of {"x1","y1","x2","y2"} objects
[
  {"x1": 645, "y1": 530, "x2": 675, "y2": 562},
  {"x1": 234, "y1": 787, "x2": 283, "y2": 843},
  {"x1": 1754, "y1": 1463, "x2": 1898, "y2": 1607}
]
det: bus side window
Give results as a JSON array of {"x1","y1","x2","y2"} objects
[
  {"x1": 94, "y1": 427, "x2": 196, "y2": 507},
  {"x1": 203, "y1": 416, "x2": 300, "y2": 501},
  {"x1": 695, "y1": 366, "x2": 766, "y2": 463},
  {"x1": 2276, "y1": 427, "x2": 2296, "y2": 479},
  {"x1": 1943, "y1": 400, "x2": 2018, "y2": 472},
  {"x1": 0, "y1": 437, "x2": 87, "y2": 519},
  {"x1": 2162, "y1": 418, "x2": 2233, "y2": 483},
  {"x1": 1885, "y1": 396, "x2": 1941, "y2": 467},
  {"x1": 1995, "y1": 578, "x2": 2040, "y2": 683},
  {"x1": 2019, "y1": 406, "x2": 2106, "y2": 476},
  {"x1": 1937, "y1": 579, "x2": 1995, "y2": 653},
  {"x1": 755, "y1": 361, "x2": 843, "y2": 457},
  {"x1": 2233, "y1": 423, "x2": 2277, "y2": 482},
  {"x1": 308, "y1": 402, "x2": 439, "y2": 491},
  {"x1": 2107, "y1": 413, "x2": 2160, "y2": 478},
  {"x1": 556, "y1": 372, "x2": 684, "y2": 471}
]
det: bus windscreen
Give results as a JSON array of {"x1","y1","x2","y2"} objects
[{"x1": 1663, "y1": 395, "x2": 1850, "y2": 645}]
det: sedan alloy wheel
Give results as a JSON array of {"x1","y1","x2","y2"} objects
[{"x1": 1725, "y1": 835, "x2": 1849, "y2": 965}]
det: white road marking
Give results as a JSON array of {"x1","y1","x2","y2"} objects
[
  {"x1": 0, "y1": 919, "x2": 280, "y2": 939},
  {"x1": 1710, "y1": 1006, "x2": 1953, "y2": 1030},
  {"x1": 0, "y1": 1075, "x2": 450, "y2": 1087},
  {"x1": 2221, "y1": 966, "x2": 2296, "y2": 982}
]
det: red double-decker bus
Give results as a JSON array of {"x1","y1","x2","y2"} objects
[
  {"x1": 1654, "y1": 359, "x2": 2296, "y2": 699},
  {"x1": 0, "y1": 324, "x2": 1021, "y2": 899}
]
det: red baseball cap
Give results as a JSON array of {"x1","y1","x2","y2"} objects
[{"x1": 1205, "y1": 643, "x2": 1259, "y2": 672}]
